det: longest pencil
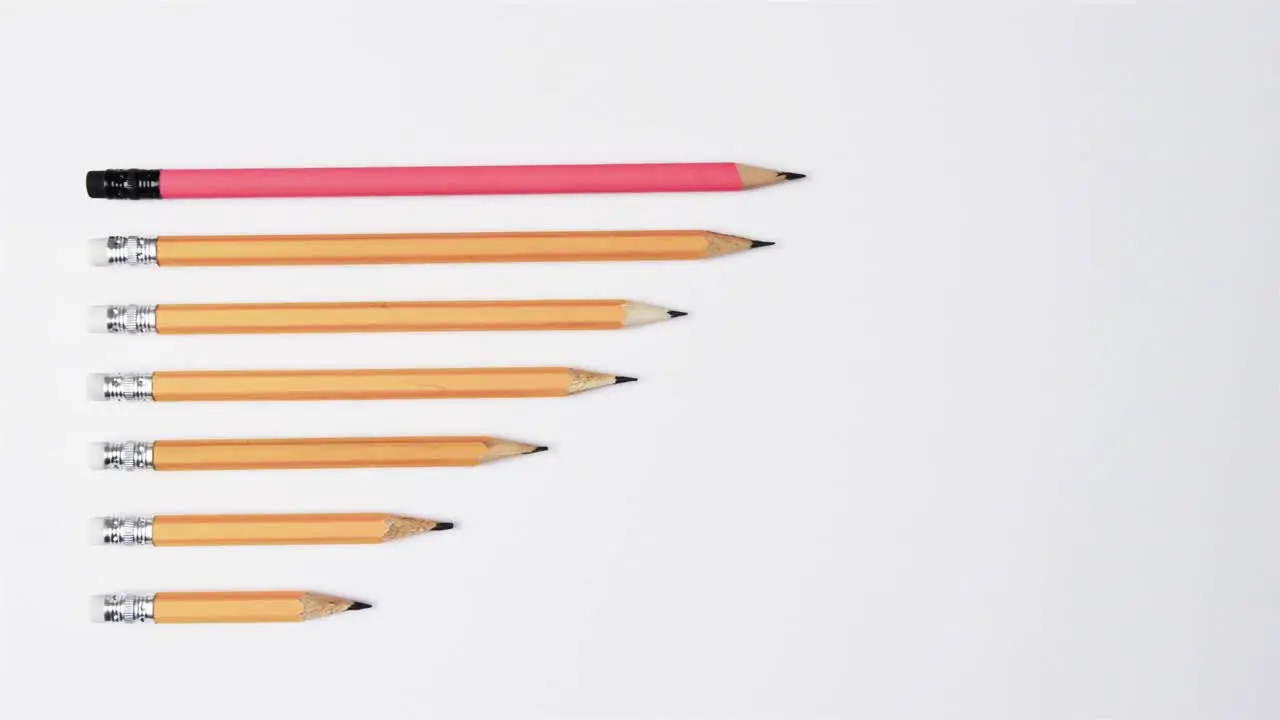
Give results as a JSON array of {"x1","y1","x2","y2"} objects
[
  {"x1": 95, "y1": 591, "x2": 370, "y2": 624},
  {"x1": 91, "y1": 230, "x2": 774, "y2": 267},
  {"x1": 90, "y1": 367, "x2": 635, "y2": 402},
  {"x1": 85, "y1": 163, "x2": 805, "y2": 199},
  {"x1": 90, "y1": 299, "x2": 686, "y2": 335}
]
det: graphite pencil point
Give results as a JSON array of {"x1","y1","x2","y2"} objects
[
  {"x1": 346, "y1": 601, "x2": 373, "y2": 612},
  {"x1": 529, "y1": 446, "x2": 550, "y2": 454},
  {"x1": 749, "y1": 240, "x2": 776, "y2": 249},
  {"x1": 780, "y1": 171, "x2": 807, "y2": 181},
  {"x1": 614, "y1": 376, "x2": 638, "y2": 384},
  {"x1": 431, "y1": 522, "x2": 455, "y2": 532},
  {"x1": 667, "y1": 310, "x2": 689, "y2": 319}
]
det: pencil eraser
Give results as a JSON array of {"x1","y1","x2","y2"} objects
[
  {"x1": 90, "y1": 517, "x2": 106, "y2": 545},
  {"x1": 86, "y1": 171, "x2": 106, "y2": 199},
  {"x1": 89, "y1": 594, "x2": 108, "y2": 623},
  {"x1": 87, "y1": 443, "x2": 106, "y2": 471},
  {"x1": 87, "y1": 374, "x2": 107, "y2": 401},
  {"x1": 87, "y1": 306, "x2": 110, "y2": 333},
  {"x1": 88, "y1": 238, "x2": 110, "y2": 267}
]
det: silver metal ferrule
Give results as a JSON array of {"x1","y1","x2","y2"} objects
[
  {"x1": 104, "y1": 236, "x2": 159, "y2": 266},
  {"x1": 101, "y1": 593, "x2": 156, "y2": 623},
  {"x1": 101, "y1": 516, "x2": 154, "y2": 545},
  {"x1": 100, "y1": 373, "x2": 155, "y2": 401},
  {"x1": 104, "y1": 304, "x2": 158, "y2": 334},
  {"x1": 101, "y1": 441, "x2": 155, "y2": 470}
]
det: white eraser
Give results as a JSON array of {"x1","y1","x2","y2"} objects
[
  {"x1": 89, "y1": 595, "x2": 108, "y2": 623},
  {"x1": 86, "y1": 306, "x2": 110, "y2": 334},
  {"x1": 87, "y1": 443, "x2": 106, "y2": 471},
  {"x1": 89, "y1": 517, "x2": 106, "y2": 545},
  {"x1": 88, "y1": 237, "x2": 110, "y2": 267},
  {"x1": 87, "y1": 374, "x2": 107, "y2": 401}
]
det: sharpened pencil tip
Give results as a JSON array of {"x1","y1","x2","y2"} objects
[
  {"x1": 346, "y1": 601, "x2": 373, "y2": 612},
  {"x1": 529, "y1": 446, "x2": 549, "y2": 454},
  {"x1": 780, "y1": 171, "x2": 806, "y2": 181},
  {"x1": 667, "y1": 310, "x2": 689, "y2": 319},
  {"x1": 749, "y1": 240, "x2": 776, "y2": 249},
  {"x1": 431, "y1": 522, "x2": 455, "y2": 532},
  {"x1": 613, "y1": 375, "x2": 638, "y2": 384}
]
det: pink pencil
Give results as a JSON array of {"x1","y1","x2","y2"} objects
[{"x1": 85, "y1": 163, "x2": 804, "y2": 200}]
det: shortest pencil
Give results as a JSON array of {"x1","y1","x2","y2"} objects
[
  {"x1": 97, "y1": 513, "x2": 452, "y2": 547},
  {"x1": 94, "y1": 591, "x2": 371, "y2": 624}
]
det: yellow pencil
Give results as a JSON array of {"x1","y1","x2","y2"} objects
[
  {"x1": 91, "y1": 230, "x2": 773, "y2": 267},
  {"x1": 90, "y1": 299, "x2": 687, "y2": 335},
  {"x1": 90, "y1": 367, "x2": 636, "y2": 402},
  {"x1": 92, "y1": 436, "x2": 545, "y2": 471},
  {"x1": 95, "y1": 591, "x2": 371, "y2": 624},
  {"x1": 98, "y1": 513, "x2": 452, "y2": 547}
]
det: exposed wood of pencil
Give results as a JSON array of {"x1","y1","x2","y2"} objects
[
  {"x1": 152, "y1": 300, "x2": 681, "y2": 334},
  {"x1": 154, "y1": 230, "x2": 769, "y2": 266},
  {"x1": 151, "y1": 436, "x2": 541, "y2": 470},
  {"x1": 736, "y1": 164, "x2": 804, "y2": 189},
  {"x1": 150, "y1": 367, "x2": 626, "y2": 402},
  {"x1": 152, "y1": 591, "x2": 368, "y2": 623},
  {"x1": 150, "y1": 513, "x2": 445, "y2": 546}
]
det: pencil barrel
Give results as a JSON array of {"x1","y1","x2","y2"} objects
[
  {"x1": 153, "y1": 230, "x2": 713, "y2": 266},
  {"x1": 95, "y1": 301, "x2": 629, "y2": 334},
  {"x1": 151, "y1": 437, "x2": 493, "y2": 470},
  {"x1": 148, "y1": 514, "x2": 393, "y2": 546},
  {"x1": 147, "y1": 367, "x2": 572, "y2": 402},
  {"x1": 157, "y1": 164, "x2": 744, "y2": 199},
  {"x1": 169, "y1": 301, "x2": 623, "y2": 334}
]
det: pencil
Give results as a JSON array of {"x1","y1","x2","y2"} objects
[
  {"x1": 95, "y1": 591, "x2": 371, "y2": 624},
  {"x1": 92, "y1": 436, "x2": 546, "y2": 471},
  {"x1": 89, "y1": 299, "x2": 687, "y2": 335},
  {"x1": 85, "y1": 163, "x2": 805, "y2": 200},
  {"x1": 90, "y1": 367, "x2": 636, "y2": 402},
  {"x1": 91, "y1": 230, "x2": 775, "y2": 267},
  {"x1": 98, "y1": 513, "x2": 453, "y2": 546}
]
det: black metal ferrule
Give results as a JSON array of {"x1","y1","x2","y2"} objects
[{"x1": 86, "y1": 169, "x2": 161, "y2": 199}]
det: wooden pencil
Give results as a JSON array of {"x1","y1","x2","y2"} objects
[
  {"x1": 96, "y1": 591, "x2": 371, "y2": 624},
  {"x1": 99, "y1": 513, "x2": 452, "y2": 546},
  {"x1": 86, "y1": 163, "x2": 805, "y2": 200},
  {"x1": 94, "y1": 436, "x2": 545, "y2": 471},
  {"x1": 91, "y1": 299, "x2": 687, "y2": 335},
  {"x1": 92, "y1": 367, "x2": 636, "y2": 402},
  {"x1": 91, "y1": 230, "x2": 774, "y2": 267}
]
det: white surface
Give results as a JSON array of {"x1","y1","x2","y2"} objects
[
  {"x1": 0, "y1": 4, "x2": 1277, "y2": 720},
  {"x1": 86, "y1": 305, "x2": 110, "y2": 333}
]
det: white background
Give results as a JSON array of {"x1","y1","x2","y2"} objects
[{"x1": 0, "y1": 3, "x2": 1277, "y2": 719}]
